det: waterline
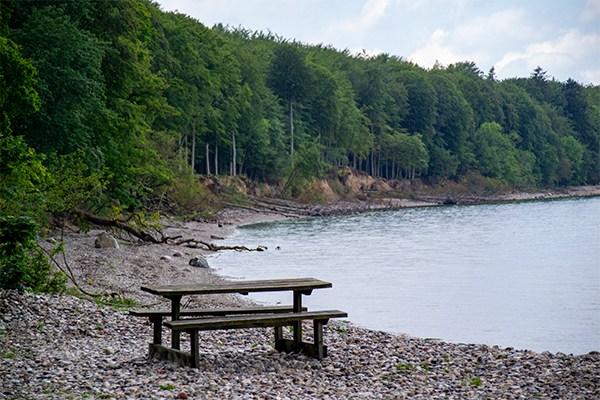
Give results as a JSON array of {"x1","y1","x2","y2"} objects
[{"x1": 210, "y1": 197, "x2": 600, "y2": 355}]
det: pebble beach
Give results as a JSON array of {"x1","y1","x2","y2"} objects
[
  {"x1": 1, "y1": 290, "x2": 598, "y2": 399},
  {"x1": 1, "y1": 192, "x2": 600, "y2": 399}
]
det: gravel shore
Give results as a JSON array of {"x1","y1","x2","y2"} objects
[
  {"x1": 1, "y1": 290, "x2": 598, "y2": 399},
  {"x1": 1, "y1": 192, "x2": 599, "y2": 399}
]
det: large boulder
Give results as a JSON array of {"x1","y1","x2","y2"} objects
[
  {"x1": 189, "y1": 255, "x2": 209, "y2": 268},
  {"x1": 95, "y1": 234, "x2": 119, "y2": 249}
]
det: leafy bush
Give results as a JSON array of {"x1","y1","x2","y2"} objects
[
  {"x1": 168, "y1": 174, "x2": 216, "y2": 217},
  {"x1": 0, "y1": 216, "x2": 66, "y2": 293}
]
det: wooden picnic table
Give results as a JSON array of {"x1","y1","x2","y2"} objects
[{"x1": 140, "y1": 278, "x2": 334, "y2": 353}]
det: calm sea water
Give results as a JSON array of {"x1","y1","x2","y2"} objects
[{"x1": 209, "y1": 197, "x2": 600, "y2": 355}]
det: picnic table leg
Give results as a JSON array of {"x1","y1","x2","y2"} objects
[
  {"x1": 189, "y1": 329, "x2": 199, "y2": 369},
  {"x1": 170, "y1": 295, "x2": 182, "y2": 350},
  {"x1": 293, "y1": 291, "x2": 302, "y2": 352},
  {"x1": 150, "y1": 316, "x2": 163, "y2": 345},
  {"x1": 314, "y1": 320, "x2": 324, "y2": 360},
  {"x1": 274, "y1": 326, "x2": 283, "y2": 351}
]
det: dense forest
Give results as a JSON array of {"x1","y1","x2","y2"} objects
[{"x1": 1, "y1": 1, "x2": 599, "y2": 290}]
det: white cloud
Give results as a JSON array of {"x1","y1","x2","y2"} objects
[
  {"x1": 452, "y1": 8, "x2": 531, "y2": 48},
  {"x1": 321, "y1": 0, "x2": 392, "y2": 37},
  {"x1": 582, "y1": 68, "x2": 600, "y2": 84},
  {"x1": 495, "y1": 29, "x2": 600, "y2": 81},
  {"x1": 155, "y1": 0, "x2": 599, "y2": 84},
  {"x1": 394, "y1": 0, "x2": 465, "y2": 13},
  {"x1": 408, "y1": 29, "x2": 464, "y2": 68},
  {"x1": 581, "y1": 0, "x2": 600, "y2": 23},
  {"x1": 406, "y1": 7, "x2": 533, "y2": 71}
]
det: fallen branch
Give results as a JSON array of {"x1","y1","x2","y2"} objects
[
  {"x1": 174, "y1": 238, "x2": 266, "y2": 252},
  {"x1": 223, "y1": 201, "x2": 302, "y2": 218},
  {"x1": 75, "y1": 209, "x2": 168, "y2": 243}
]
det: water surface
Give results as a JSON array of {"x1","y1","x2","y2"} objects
[{"x1": 209, "y1": 197, "x2": 600, "y2": 355}]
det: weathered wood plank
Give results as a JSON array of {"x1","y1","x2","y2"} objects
[
  {"x1": 165, "y1": 310, "x2": 347, "y2": 331},
  {"x1": 129, "y1": 305, "x2": 306, "y2": 318},
  {"x1": 132, "y1": 306, "x2": 309, "y2": 346},
  {"x1": 141, "y1": 278, "x2": 332, "y2": 297},
  {"x1": 157, "y1": 310, "x2": 346, "y2": 365}
]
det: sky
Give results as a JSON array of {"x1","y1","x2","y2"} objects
[{"x1": 154, "y1": 0, "x2": 600, "y2": 85}]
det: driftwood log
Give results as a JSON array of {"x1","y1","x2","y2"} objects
[
  {"x1": 74, "y1": 209, "x2": 266, "y2": 251},
  {"x1": 75, "y1": 209, "x2": 167, "y2": 243},
  {"x1": 174, "y1": 238, "x2": 267, "y2": 252}
]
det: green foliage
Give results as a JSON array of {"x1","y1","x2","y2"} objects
[
  {"x1": 267, "y1": 43, "x2": 311, "y2": 105},
  {"x1": 281, "y1": 142, "x2": 326, "y2": 198},
  {"x1": 168, "y1": 174, "x2": 216, "y2": 217},
  {"x1": 0, "y1": 36, "x2": 40, "y2": 134},
  {"x1": 94, "y1": 293, "x2": 140, "y2": 311},
  {"x1": 0, "y1": 135, "x2": 103, "y2": 293},
  {"x1": 0, "y1": 216, "x2": 66, "y2": 292},
  {"x1": 2, "y1": 0, "x2": 598, "y2": 225},
  {"x1": 472, "y1": 122, "x2": 519, "y2": 184},
  {"x1": 0, "y1": 134, "x2": 46, "y2": 220},
  {"x1": 10, "y1": 5, "x2": 108, "y2": 157},
  {"x1": 0, "y1": 0, "x2": 13, "y2": 37},
  {"x1": 470, "y1": 377, "x2": 482, "y2": 386},
  {"x1": 397, "y1": 363, "x2": 412, "y2": 371},
  {"x1": 0, "y1": 134, "x2": 106, "y2": 223}
]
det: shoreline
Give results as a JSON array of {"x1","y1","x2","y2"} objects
[
  {"x1": 215, "y1": 189, "x2": 599, "y2": 355},
  {"x1": 0, "y1": 187, "x2": 598, "y2": 398}
]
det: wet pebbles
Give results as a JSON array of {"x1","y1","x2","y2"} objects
[{"x1": 1, "y1": 289, "x2": 598, "y2": 399}]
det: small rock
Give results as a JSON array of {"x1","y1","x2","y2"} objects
[
  {"x1": 172, "y1": 252, "x2": 182, "y2": 257},
  {"x1": 189, "y1": 256, "x2": 209, "y2": 268},
  {"x1": 177, "y1": 392, "x2": 187, "y2": 399},
  {"x1": 210, "y1": 235, "x2": 224, "y2": 240},
  {"x1": 160, "y1": 255, "x2": 173, "y2": 261},
  {"x1": 95, "y1": 235, "x2": 119, "y2": 249},
  {"x1": 104, "y1": 347, "x2": 116, "y2": 355}
]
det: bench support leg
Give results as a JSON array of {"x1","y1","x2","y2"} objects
[
  {"x1": 170, "y1": 295, "x2": 182, "y2": 350},
  {"x1": 293, "y1": 291, "x2": 302, "y2": 352},
  {"x1": 150, "y1": 316, "x2": 163, "y2": 345},
  {"x1": 188, "y1": 329, "x2": 199, "y2": 369},
  {"x1": 274, "y1": 326, "x2": 283, "y2": 351},
  {"x1": 314, "y1": 320, "x2": 324, "y2": 360}
]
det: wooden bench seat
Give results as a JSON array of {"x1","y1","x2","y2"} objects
[
  {"x1": 130, "y1": 305, "x2": 306, "y2": 346},
  {"x1": 155, "y1": 310, "x2": 347, "y2": 367}
]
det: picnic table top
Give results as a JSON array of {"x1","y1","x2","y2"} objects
[{"x1": 141, "y1": 277, "x2": 332, "y2": 297}]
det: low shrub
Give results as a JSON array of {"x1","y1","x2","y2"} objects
[{"x1": 0, "y1": 216, "x2": 66, "y2": 293}]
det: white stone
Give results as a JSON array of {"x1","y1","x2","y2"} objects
[{"x1": 95, "y1": 235, "x2": 119, "y2": 249}]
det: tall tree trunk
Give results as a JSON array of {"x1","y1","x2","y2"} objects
[
  {"x1": 231, "y1": 130, "x2": 236, "y2": 176},
  {"x1": 190, "y1": 119, "x2": 196, "y2": 173},
  {"x1": 178, "y1": 132, "x2": 182, "y2": 171},
  {"x1": 369, "y1": 124, "x2": 375, "y2": 176},
  {"x1": 289, "y1": 97, "x2": 294, "y2": 167},
  {"x1": 215, "y1": 139, "x2": 219, "y2": 176},
  {"x1": 205, "y1": 141, "x2": 211, "y2": 176}
]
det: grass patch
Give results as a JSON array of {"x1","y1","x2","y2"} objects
[{"x1": 470, "y1": 377, "x2": 482, "y2": 386}]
